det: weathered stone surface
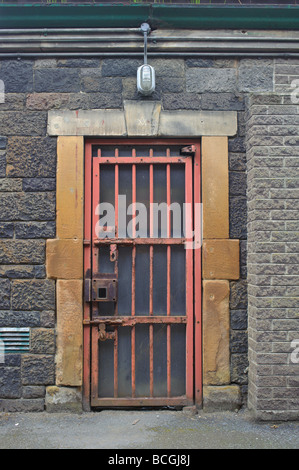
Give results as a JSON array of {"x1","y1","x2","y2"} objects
[
  {"x1": 0, "y1": 222, "x2": 13, "y2": 238},
  {"x1": 40, "y1": 310, "x2": 55, "y2": 328},
  {"x1": 0, "y1": 192, "x2": 55, "y2": 221},
  {"x1": 22, "y1": 385, "x2": 45, "y2": 399},
  {"x1": 58, "y1": 58, "x2": 100, "y2": 68},
  {"x1": 0, "y1": 178, "x2": 22, "y2": 192},
  {"x1": 230, "y1": 354, "x2": 249, "y2": 385},
  {"x1": 202, "y1": 239, "x2": 240, "y2": 280},
  {"x1": 46, "y1": 238, "x2": 83, "y2": 280},
  {"x1": 21, "y1": 355, "x2": 55, "y2": 385},
  {"x1": 162, "y1": 93, "x2": 201, "y2": 110},
  {"x1": 186, "y1": 68, "x2": 237, "y2": 93},
  {"x1": 56, "y1": 280, "x2": 83, "y2": 387},
  {"x1": 229, "y1": 172, "x2": 247, "y2": 197},
  {"x1": 201, "y1": 93, "x2": 245, "y2": 111},
  {"x1": 22, "y1": 178, "x2": 56, "y2": 192},
  {"x1": 0, "y1": 279, "x2": 10, "y2": 309},
  {"x1": 230, "y1": 309, "x2": 248, "y2": 330},
  {"x1": 48, "y1": 109, "x2": 127, "y2": 136},
  {"x1": 11, "y1": 280, "x2": 55, "y2": 311},
  {"x1": 57, "y1": 136, "x2": 84, "y2": 239},
  {"x1": 81, "y1": 74, "x2": 122, "y2": 93},
  {"x1": 102, "y1": 59, "x2": 142, "y2": 77},
  {"x1": 34, "y1": 68, "x2": 81, "y2": 93},
  {"x1": 0, "y1": 240, "x2": 45, "y2": 264},
  {"x1": 0, "y1": 152, "x2": 5, "y2": 177},
  {"x1": 45, "y1": 386, "x2": 82, "y2": 413},
  {"x1": 124, "y1": 100, "x2": 161, "y2": 137},
  {"x1": 15, "y1": 222, "x2": 56, "y2": 239},
  {"x1": 26, "y1": 93, "x2": 69, "y2": 110},
  {"x1": 0, "y1": 60, "x2": 33, "y2": 93},
  {"x1": 68, "y1": 92, "x2": 122, "y2": 110},
  {"x1": 0, "y1": 367, "x2": 22, "y2": 398},
  {"x1": 230, "y1": 279, "x2": 248, "y2": 310},
  {"x1": 6, "y1": 136, "x2": 56, "y2": 178},
  {"x1": 0, "y1": 137, "x2": 7, "y2": 149},
  {"x1": 202, "y1": 137, "x2": 229, "y2": 239},
  {"x1": 159, "y1": 111, "x2": 237, "y2": 137},
  {"x1": 0, "y1": 311, "x2": 40, "y2": 327},
  {"x1": 203, "y1": 280, "x2": 230, "y2": 385},
  {"x1": 203, "y1": 385, "x2": 242, "y2": 411},
  {"x1": 0, "y1": 112, "x2": 47, "y2": 136},
  {"x1": 238, "y1": 61, "x2": 273, "y2": 92},
  {"x1": 0, "y1": 398, "x2": 45, "y2": 412},
  {"x1": 230, "y1": 196, "x2": 247, "y2": 239},
  {"x1": 31, "y1": 328, "x2": 55, "y2": 355}
]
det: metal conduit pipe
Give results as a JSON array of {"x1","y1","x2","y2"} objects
[{"x1": 1, "y1": 52, "x2": 299, "y2": 58}]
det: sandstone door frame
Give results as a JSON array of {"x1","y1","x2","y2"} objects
[{"x1": 46, "y1": 105, "x2": 240, "y2": 410}]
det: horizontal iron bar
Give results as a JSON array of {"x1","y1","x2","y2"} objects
[
  {"x1": 93, "y1": 238, "x2": 186, "y2": 245},
  {"x1": 83, "y1": 315, "x2": 187, "y2": 325},
  {"x1": 91, "y1": 397, "x2": 191, "y2": 407}
]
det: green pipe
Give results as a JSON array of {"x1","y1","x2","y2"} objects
[{"x1": 1, "y1": 4, "x2": 299, "y2": 30}]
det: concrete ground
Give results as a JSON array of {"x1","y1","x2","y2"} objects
[{"x1": 0, "y1": 408, "x2": 299, "y2": 449}]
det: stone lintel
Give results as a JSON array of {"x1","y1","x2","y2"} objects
[{"x1": 48, "y1": 106, "x2": 237, "y2": 137}]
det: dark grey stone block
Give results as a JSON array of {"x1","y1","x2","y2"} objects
[
  {"x1": 0, "y1": 311, "x2": 40, "y2": 327},
  {"x1": 23, "y1": 178, "x2": 56, "y2": 192},
  {"x1": 11, "y1": 280, "x2": 55, "y2": 311},
  {"x1": 0, "y1": 367, "x2": 22, "y2": 399},
  {"x1": 0, "y1": 223, "x2": 14, "y2": 238},
  {"x1": 0, "y1": 279, "x2": 10, "y2": 309},
  {"x1": 21, "y1": 355, "x2": 55, "y2": 385},
  {"x1": 15, "y1": 221, "x2": 56, "y2": 239},
  {"x1": 0, "y1": 192, "x2": 55, "y2": 221},
  {"x1": 34, "y1": 68, "x2": 81, "y2": 93},
  {"x1": 0, "y1": 60, "x2": 33, "y2": 93}
]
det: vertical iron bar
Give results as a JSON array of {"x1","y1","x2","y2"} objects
[
  {"x1": 131, "y1": 151, "x2": 136, "y2": 398},
  {"x1": 149, "y1": 150, "x2": 154, "y2": 397},
  {"x1": 166, "y1": 151, "x2": 171, "y2": 397}
]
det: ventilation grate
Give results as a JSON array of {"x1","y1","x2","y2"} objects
[{"x1": 0, "y1": 328, "x2": 30, "y2": 354}]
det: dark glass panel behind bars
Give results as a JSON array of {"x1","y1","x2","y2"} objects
[
  {"x1": 153, "y1": 246, "x2": 167, "y2": 316},
  {"x1": 118, "y1": 165, "x2": 132, "y2": 238},
  {"x1": 170, "y1": 165, "x2": 185, "y2": 238},
  {"x1": 153, "y1": 324, "x2": 168, "y2": 397},
  {"x1": 136, "y1": 165, "x2": 150, "y2": 237},
  {"x1": 117, "y1": 327, "x2": 132, "y2": 398},
  {"x1": 135, "y1": 246, "x2": 150, "y2": 316},
  {"x1": 171, "y1": 324, "x2": 186, "y2": 397},
  {"x1": 153, "y1": 165, "x2": 167, "y2": 238},
  {"x1": 118, "y1": 246, "x2": 132, "y2": 316},
  {"x1": 135, "y1": 324, "x2": 150, "y2": 397},
  {"x1": 171, "y1": 246, "x2": 186, "y2": 315},
  {"x1": 98, "y1": 339, "x2": 114, "y2": 397}
]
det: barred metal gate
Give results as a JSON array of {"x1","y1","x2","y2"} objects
[{"x1": 83, "y1": 139, "x2": 202, "y2": 408}]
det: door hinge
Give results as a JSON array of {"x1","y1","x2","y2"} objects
[{"x1": 180, "y1": 145, "x2": 196, "y2": 156}]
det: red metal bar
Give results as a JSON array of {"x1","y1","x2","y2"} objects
[
  {"x1": 93, "y1": 156, "x2": 186, "y2": 164},
  {"x1": 185, "y1": 157, "x2": 194, "y2": 403},
  {"x1": 94, "y1": 237, "x2": 186, "y2": 245},
  {"x1": 166, "y1": 155, "x2": 171, "y2": 398},
  {"x1": 131, "y1": 155, "x2": 136, "y2": 398},
  {"x1": 84, "y1": 316, "x2": 187, "y2": 326},
  {"x1": 91, "y1": 326, "x2": 99, "y2": 402},
  {"x1": 115, "y1": 149, "x2": 119, "y2": 238},
  {"x1": 83, "y1": 142, "x2": 92, "y2": 410},
  {"x1": 114, "y1": 327, "x2": 118, "y2": 398},
  {"x1": 194, "y1": 145, "x2": 202, "y2": 406}
]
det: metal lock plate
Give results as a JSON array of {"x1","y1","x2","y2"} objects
[{"x1": 92, "y1": 278, "x2": 117, "y2": 302}]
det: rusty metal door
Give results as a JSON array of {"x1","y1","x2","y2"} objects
[{"x1": 83, "y1": 140, "x2": 201, "y2": 408}]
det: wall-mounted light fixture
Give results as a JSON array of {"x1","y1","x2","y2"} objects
[{"x1": 137, "y1": 23, "x2": 155, "y2": 96}]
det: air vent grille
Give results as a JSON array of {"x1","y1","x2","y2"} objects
[{"x1": 0, "y1": 328, "x2": 30, "y2": 353}]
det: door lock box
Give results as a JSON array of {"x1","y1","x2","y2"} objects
[{"x1": 92, "y1": 278, "x2": 117, "y2": 302}]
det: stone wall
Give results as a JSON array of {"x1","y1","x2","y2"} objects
[
  {"x1": 246, "y1": 59, "x2": 299, "y2": 420},
  {"x1": 0, "y1": 55, "x2": 280, "y2": 412}
]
